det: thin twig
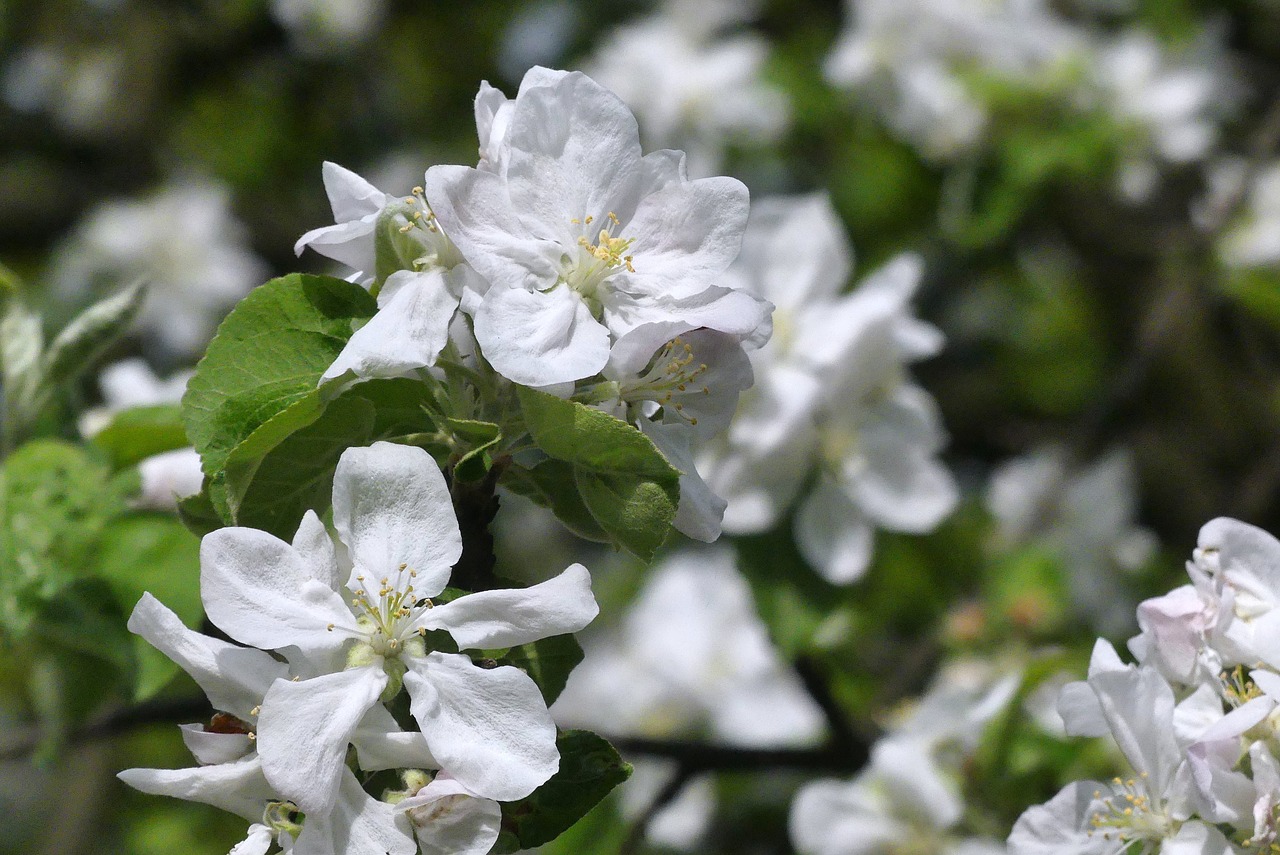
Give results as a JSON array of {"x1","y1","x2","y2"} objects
[
  {"x1": 606, "y1": 735, "x2": 868, "y2": 774},
  {"x1": 617, "y1": 764, "x2": 694, "y2": 855}
]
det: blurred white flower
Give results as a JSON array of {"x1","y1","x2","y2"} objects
[
  {"x1": 587, "y1": 11, "x2": 788, "y2": 176},
  {"x1": 553, "y1": 546, "x2": 825, "y2": 747},
  {"x1": 270, "y1": 0, "x2": 386, "y2": 53},
  {"x1": 1, "y1": 44, "x2": 124, "y2": 133},
  {"x1": 987, "y1": 446, "x2": 1157, "y2": 634},
  {"x1": 1219, "y1": 162, "x2": 1280, "y2": 268},
  {"x1": 50, "y1": 182, "x2": 268, "y2": 358},
  {"x1": 702, "y1": 194, "x2": 956, "y2": 584}
]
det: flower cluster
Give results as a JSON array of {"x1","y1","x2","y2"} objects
[
  {"x1": 700, "y1": 193, "x2": 957, "y2": 583},
  {"x1": 295, "y1": 66, "x2": 772, "y2": 541},
  {"x1": 118, "y1": 441, "x2": 599, "y2": 854},
  {"x1": 1009, "y1": 517, "x2": 1280, "y2": 854}
]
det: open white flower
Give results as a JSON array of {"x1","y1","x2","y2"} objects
[
  {"x1": 199, "y1": 441, "x2": 599, "y2": 812},
  {"x1": 116, "y1": 593, "x2": 420, "y2": 855},
  {"x1": 428, "y1": 67, "x2": 768, "y2": 386},
  {"x1": 295, "y1": 162, "x2": 487, "y2": 381}
]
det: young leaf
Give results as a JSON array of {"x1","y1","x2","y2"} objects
[
  {"x1": 504, "y1": 460, "x2": 609, "y2": 543},
  {"x1": 515, "y1": 386, "x2": 680, "y2": 481},
  {"x1": 182, "y1": 273, "x2": 376, "y2": 480},
  {"x1": 576, "y1": 470, "x2": 677, "y2": 562},
  {"x1": 89, "y1": 405, "x2": 190, "y2": 469},
  {"x1": 42, "y1": 280, "x2": 147, "y2": 387}
]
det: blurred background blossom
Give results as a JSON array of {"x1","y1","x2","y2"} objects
[{"x1": 5, "y1": 0, "x2": 1280, "y2": 852}]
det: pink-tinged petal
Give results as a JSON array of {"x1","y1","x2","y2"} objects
[
  {"x1": 179, "y1": 724, "x2": 253, "y2": 766},
  {"x1": 474, "y1": 284, "x2": 610, "y2": 386},
  {"x1": 229, "y1": 824, "x2": 273, "y2": 855},
  {"x1": 416, "y1": 564, "x2": 598, "y2": 649},
  {"x1": 200, "y1": 527, "x2": 354, "y2": 654},
  {"x1": 352, "y1": 703, "x2": 439, "y2": 772},
  {"x1": 400, "y1": 774, "x2": 502, "y2": 855},
  {"x1": 406, "y1": 652, "x2": 559, "y2": 801},
  {"x1": 293, "y1": 767, "x2": 417, "y2": 855},
  {"x1": 117, "y1": 755, "x2": 275, "y2": 823},
  {"x1": 256, "y1": 666, "x2": 387, "y2": 815},
  {"x1": 794, "y1": 480, "x2": 875, "y2": 585},
  {"x1": 291, "y1": 510, "x2": 341, "y2": 591},
  {"x1": 128, "y1": 593, "x2": 287, "y2": 721},
  {"x1": 332, "y1": 442, "x2": 461, "y2": 598},
  {"x1": 322, "y1": 269, "x2": 461, "y2": 382}
]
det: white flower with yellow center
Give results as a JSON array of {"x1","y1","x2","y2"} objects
[
  {"x1": 427, "y1": 67, "x2": 769, "y2": 387},
  {"x1": 198, "y1": 441, "x2": 599, "y2": 815}
]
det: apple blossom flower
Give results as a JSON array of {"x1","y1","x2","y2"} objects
[
  {"x1": 198, "y1": 441, "x2": 599, "y2": 811},
  {"x1": 586, "y1": 9, "x2": 789, "y2": 177},
  {"x1": 428, "y1": 67, "x2": 770, "y2": 387},
  {"x1": 701, "y1": 194, "x2": 956, "y2": 583},
  {"x1": 294, "y1": 162, "x2": 487, "y2": 382}
]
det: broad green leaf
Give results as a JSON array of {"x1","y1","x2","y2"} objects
[
  {"x1": 95, "y1": 514, "x2": 203, "y2": 700},
  {"x1": 177, "y1": 479, "x2": 231, "y2": 537},
  {"x1": 182, "y1": 273, "x2": 376, "y2": 479},
  {"x1": 503, "y1": 460, "x2": 609, "y2": 543},
  {"x1": 90, "y1": 405, "x2": 190, "y2": 469},
  {"x1": 497, "y1": 730, "x2": 631, "y2": 851},
  {"x1": 227, "y1": 378, "x2": 437, "y2": 539},
  {"x1": 0, "y1": 297, "x2": 45, "y2": 439},
  {"x1": 42, "y1": 280, "x2": 147, "y2": 387},
  {"x1": 576, "y1": 470, "x2": 677, "y2": 562},
  {"x1": 515, "y1": 386, "x2": 681, "y2": 481},
  {"x1": 501, "y1": 633, "x2": 584, "y2": 706},
  {"x1": 0, "y1": 441, "x2": 125, "y2": 635}
]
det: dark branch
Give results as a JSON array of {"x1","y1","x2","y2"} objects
[{"x1": 605, "y1": 735, "x2": 869, "y2": 775}]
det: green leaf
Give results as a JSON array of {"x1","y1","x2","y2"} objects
[
  {"x1": 576, "y1": 470, "x2": 676, "y2": 562},
  {"x1": 452, "y1": 420, "x2": 502, "y2": 484},
  {"x1": 498, "y1": 730, "x2": 631, "y2": 851},
  {"x1": 0, "y1": 440, "x2": 125, "y2": 635},
  {"x1": 94, "y1": 514, "x2": 203, "y2": 700},
  {"x1": 42, "y1": 280, "x2": 147, "y2": 387},
  {"x1": 89, "y1": 405, "x2": 190, "y2": 469},
  {"x1": 503, "y1": 460, "x2": 609, "y2": 543},
  {"x1": 501, "y1": 634, "x2": 584, "y2": 706},
  {"x1": 176, "y1": 482, "x2": 229, "y2": 537},
  {"x1": 182, "y1": 273, "x2": 376, "y2": 480},
  {"x1": 0, "y1": 297, "x2": 45, "y2": 439},
  {"x1": 227, "y1": 378, "x2": 437, "y2": 539},
  {"x1": 515, "y1": 386, "x2": 680, "y2": 481}
]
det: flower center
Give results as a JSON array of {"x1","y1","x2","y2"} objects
[
  {"x1": 618, "y1": 335, "x2": 710, "y2": 427},
  {"x1": 345, "y1": 563, "x2": 430, "y2": 659},
  {"x1": 562, "y1": 212, "x2": 637, "y2": 313},
  {"x1": 1087, "y1": 775, "x2": 1173, "y2": 847}
]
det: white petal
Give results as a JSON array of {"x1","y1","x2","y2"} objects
[
  {"x1": 293, "y1": 218, "x2": 378, "y2": 276},
  {"x1": 1007, "y1": 780, "x2": 1111, "y2": 855},
  {"x1": 322, "y1": 161, "x2": 392, "y2": 223},
  {"x1": 794, "y1": 480, "x2": 875, "y2": 585},
  {"x1": 417, "y1": 563, "x2": 598, "y2": 649},
  {"x1": 128, "y1": 593, "x2": 287, "y2": 720},
  {"x1": 332, "y1": 442, "x2": 461, "y2": 598},
  {"x1": 643, "y1": 421, "x2": 726, "y2": 543},
  {"x1": 293, "y1": 766, "x2": 417, "y2": 855},
  {"x1": 1162, "y1": 822, "x2": 1234, "y2": 855},
  {"x1": 400, "y1": 775, "x2": 503, "y2": 855},
  {"x1": 179, "y1": 724, "x2": 253, "y2": 766},
  {"x1": 229, "y1": 824, "x2": 274, "y2": 855},
  {"x1": 256, "y1": 666, "x2": 387, "y2": 815},
  {"x1": 117, "y1": 755, "x2": 275, "y2": 823},
  {"x1": 322, "y1": 269, "x2": 461, "y2": 382},
  {"x1": 406, "y1": 651, "x2": 559, "y2": 801},
  {"x1": 291, "y1": 510, "x2": 342, "y2": 592},
  {"x1": 474, "y1": 283, "x2": 610, "y2": 386},
  {"x1": 200, "y1": 527, "x2": 354, "y2": 655},
  {"x1": 352, "y1": 702, "x2": 439, "y2": 772}
]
